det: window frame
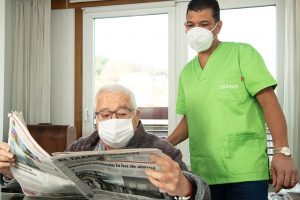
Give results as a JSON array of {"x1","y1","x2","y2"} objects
[{"x1": 82, "y1": 1, "x2": 176, "y2": 136}]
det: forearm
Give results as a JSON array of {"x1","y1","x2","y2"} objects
[
  {"x1": 264, "y1": 105, "x2": 288, "y2": 147},
  {"x1": 167, "y1": 116, "x2": 189, "y2": 146},
  {"x1": 256, "y1": 88, "x2": 298, "y2": 192},
  {"x1": 256, "y1": 88, "x2": 288, "y2": 147}
]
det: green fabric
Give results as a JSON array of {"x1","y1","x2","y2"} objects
[{"x1": 176, "y1": 42, "x2": 277, "y2": 184}]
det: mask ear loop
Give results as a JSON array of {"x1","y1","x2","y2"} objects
[
  {"x1": 130, "y1": 109, "x2": 137, "y2": 119},
  {"x1": 211, "y1": 22, "x2": 219, "y2": 32},
  {"x1": 184, "y1": 22, "x2": 188, "y2": 32},
  {"x1": 130, "y1": 109, "x2": 140, "y2": 130},
  {"x1": 211, "y1": 22, "x2": 219, "y2": 40}
]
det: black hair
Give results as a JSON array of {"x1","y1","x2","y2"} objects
[{"x1": 186, "y1": 0, "x2": 220, "y2": 23}]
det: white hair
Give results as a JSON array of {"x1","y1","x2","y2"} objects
[{"x1": 95, "y1": 84, "x2": 137, "y2": 109}]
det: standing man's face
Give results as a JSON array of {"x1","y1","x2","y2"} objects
[{"x1": 185, "y1": 8, "x2": 222, "y2": 36}]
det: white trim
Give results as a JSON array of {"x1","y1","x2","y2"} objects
[
  {"x1": 175, "y1": 1, "x2": 188, "y2": 82},
  {"x1": 218, "y1": 0, "x2": 276, "y2": 9},
  {"x1": 84, "y1": 7, "x2": 173, "y2": 20},
  {"x1": 83, "y1": 1, "x2": 175, "y2": 13},
  {"x1": 275, "y1": 0, "x2": 285, "y2": 106},
  {"x1": 176, "y1": 0, "x2": 277, "y2": 7},
  {"x1": 174, "y1": 1, "x2": 191, "y2": 166},
  {"x1": 168, "y1": 7, "x2": 176, "y2": 134},
  {"x1": 82, "y1": 9, "x2": 96, "y2": 136}
]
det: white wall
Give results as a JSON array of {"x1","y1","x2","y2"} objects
[
  {"x1": 3, "y1": 0, "x2": 13, "y2": 142},
  {"x1": 0, "y1": 0, "x2": 5, "y2": 141},
  {"x1": 50, "y1": 9, "x2": 75, "y2": 125}
]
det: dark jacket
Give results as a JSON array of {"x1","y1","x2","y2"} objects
[{"x1": 66, "y1": 121, "x2": 211, "y2": 200}]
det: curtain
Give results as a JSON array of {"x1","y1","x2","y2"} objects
[
  {"x1": 12, "y1": 0, "x2": 51, "y2": 124},
  {"x1": 283, "y1": 0, "x2": 300, "y2": 178}
]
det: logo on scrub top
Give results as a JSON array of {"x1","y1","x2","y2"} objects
[{"x1": 219, "y1": 84, "x2": 239, "y2": 90}]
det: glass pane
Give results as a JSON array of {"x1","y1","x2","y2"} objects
[
  {"x1": 188, "y1": 6, "x2": 276, "y2": 78},
  {"x1": 94, "y1": 14, "x2": 168, "y2": 109}
]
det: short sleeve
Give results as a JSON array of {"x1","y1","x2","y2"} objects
[
  {"x1": 176, "y1": 75, "x2": 186, "y2": 115},
  {"x1": 239, "y1": 44, "x2": 277, "y2": 96}
]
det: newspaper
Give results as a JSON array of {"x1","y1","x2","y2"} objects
[
  {"x1": 268, "y1": 192, "x2": 294, "y2": 200},
  {"x1": 7, "y1": 111, "x2": 165, "y2": 200}
]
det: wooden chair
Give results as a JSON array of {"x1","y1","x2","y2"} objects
[{"x1": 27, "y1": 124, "x2": 77, "y2": 154}]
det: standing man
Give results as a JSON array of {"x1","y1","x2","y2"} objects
[{"x1": 167, "y1": 0, "x2": 298, "y2": 199}]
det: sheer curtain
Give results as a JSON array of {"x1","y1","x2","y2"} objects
[
  {"x1": 283, "y1": 0, "x2": 300, "y2": 178},
  {"x1": 12, "y1": 0, "x2": 51, "y2": 124}
]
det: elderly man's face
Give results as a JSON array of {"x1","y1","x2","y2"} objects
[{"x1": 96, "y1": 91, "x2": 140, "y2": 130}]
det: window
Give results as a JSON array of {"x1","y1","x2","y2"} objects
[
  {"x1": 94, "y1": 15, "x2": 168, "y2": 107},
  {"x1": 83, "y1": 2, "x2": 175, "y2": 136}
]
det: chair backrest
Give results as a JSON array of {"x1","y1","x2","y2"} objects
[{"x1": 27, "y1": 124, "x2": 77, "y2": 154}]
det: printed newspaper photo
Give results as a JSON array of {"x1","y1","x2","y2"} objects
[{"x1": 52, "y1": 149, "x2": 165, "y2": 199}]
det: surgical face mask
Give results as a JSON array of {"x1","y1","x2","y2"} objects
[
  {"x1": 186, "y1": 23, "x2": 218, "y2": 53},
  {"x1": 98, "y1": 116, "x2": 135, "y2": 148}
]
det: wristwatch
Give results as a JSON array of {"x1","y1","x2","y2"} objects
[{"x1": 274, "y1": 147, "x2": 291, "y2": 156}]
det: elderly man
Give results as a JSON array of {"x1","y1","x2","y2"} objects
[{"x1": 0, "y1": 84, "x2": 210, "y2": 199}]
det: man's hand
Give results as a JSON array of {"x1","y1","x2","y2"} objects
[
  {"x1": 0, "y1": 142, "x2": 15, "y2": 179},
  {"x1": 271, "y1": 154, "x2": 298, "y2": 193},
  {"x1": 145, "y1": 153, "x2": 193, "y2": 197}
]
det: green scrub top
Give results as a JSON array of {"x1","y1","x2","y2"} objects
[{"x1": 176, "y1": 42, "x2": 277, "y2": 184}]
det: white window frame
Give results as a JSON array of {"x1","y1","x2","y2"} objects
[{"x1": 82, "y1": 1, "x2": 176, "y2": 136}]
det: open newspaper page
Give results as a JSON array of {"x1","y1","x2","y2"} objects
[
  {"x1": 52, "y1": 149, "x2": 166, "y2": 200},
  {"x1": 7, "y1": 111, "x2": 81, "y2": 197}
]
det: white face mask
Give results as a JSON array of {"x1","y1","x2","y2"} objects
[
  {"x1": 98, "y1": 118, "x2": 135, "y2": 148},
  {"x1": 186, "y1": 23, "x2": 218, "y2": 53}
]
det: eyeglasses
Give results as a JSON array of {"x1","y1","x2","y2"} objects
[{"x1": 95, "y1": 108, "x2": 135, "y2": 121}]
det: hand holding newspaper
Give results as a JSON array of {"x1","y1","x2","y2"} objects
[{"x1": 7, "y1": 111, "x2": 165, "y2": 200}]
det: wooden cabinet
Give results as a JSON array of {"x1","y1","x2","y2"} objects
[{"x1": 27, "y1": 124, "x2": 76, "y2": 154}]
